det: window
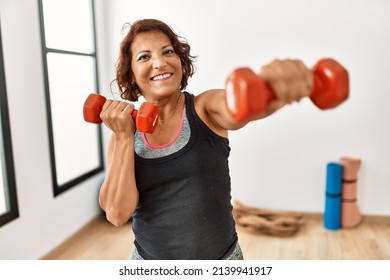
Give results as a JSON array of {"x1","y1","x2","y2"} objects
[
  {"x1": 38, "y1": 0, "x2": 103, "y2": 196},
  {"x1": 0, "y1": 21, "x2": 19, "y2": 227}
]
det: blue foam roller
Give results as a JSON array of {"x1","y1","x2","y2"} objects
[{"x1": 324, "y1": 162, "x2": 343, "y2": 230}]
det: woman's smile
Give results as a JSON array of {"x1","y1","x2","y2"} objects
[{"x1": 150, "y1": 72, "x2": 173, "y2": 82}]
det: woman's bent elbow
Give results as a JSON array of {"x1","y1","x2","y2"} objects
[
  {"x1": 103, "y1": 201, "x2": 137, "y2": 226},
  {"x1": 107, "y1": 215, "x2": 129, "y2": 227},
  {"x1": 105, "y1": 209, "x2": 133, "y2": 227}
]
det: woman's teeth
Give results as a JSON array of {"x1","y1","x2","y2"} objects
[{"x1": 152, "y1": 73, "x2": 172, "y2": 81}]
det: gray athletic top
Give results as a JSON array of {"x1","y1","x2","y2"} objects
[
  {"x1": 134, "y1": 108, "x2": 190, "y2": 158},
  {"x1": 132, "y1": 92, "x2": 238, "y2": 260}
]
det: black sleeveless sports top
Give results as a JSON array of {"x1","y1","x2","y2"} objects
[{"x1": 132, "y1": 92, "x2": 237, "y2": 260}]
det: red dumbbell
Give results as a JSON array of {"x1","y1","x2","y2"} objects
[
  {"x1": 83, "y1": 93, "x2": 159, "y2": 134},
  {"x1": 225, "y1": 58, "x2": 349, "y2": 122}
]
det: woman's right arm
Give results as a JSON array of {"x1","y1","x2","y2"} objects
[{"x1": 98, "y1": 100, "x2": 139, "y2": 226}]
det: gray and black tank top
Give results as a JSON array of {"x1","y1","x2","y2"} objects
[{"x1": 132, "y1": 91, "x2": 237, "y2": 260}]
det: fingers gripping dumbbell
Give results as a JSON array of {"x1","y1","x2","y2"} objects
[
  {"x1": 225, "y1": 58, "x2": 349, "y2": 122},
  {"x1": 83, "y1": 93, "x2": 159, "y2": 134}
]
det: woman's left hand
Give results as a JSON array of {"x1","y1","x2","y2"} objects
[{"x1": 259, "y1": 59, "x2": 313, "y2": 112}]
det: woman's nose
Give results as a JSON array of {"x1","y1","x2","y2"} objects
[{"x1": 152, "y1": 55, "x2": 167, "y2": 69}]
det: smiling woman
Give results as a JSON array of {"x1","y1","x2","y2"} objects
[{"x1": 98, "y1": 18, "x2": 316, "y2": 260}]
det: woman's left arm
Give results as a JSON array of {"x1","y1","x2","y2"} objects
[{"x1": 194, "y1": 59, "x2": 313, "y2": 135}]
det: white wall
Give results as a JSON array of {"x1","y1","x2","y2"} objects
[
  {"x1": 0, "y1": 0, "x2": 389, "y2": 260},
  {"x1": 0, "y1": 0, "x2": 105, "y2": 259},
  {"x1": 105, "y1": 0, "x2": 390, "y2": 215}
]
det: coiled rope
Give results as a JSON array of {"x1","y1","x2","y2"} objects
[{"x1": 232, "y1": 200, "x2": 304, "y2": 237}]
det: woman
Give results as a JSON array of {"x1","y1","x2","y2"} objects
[{"x1": 98, "y1": 19, "x2": 312, "y2": 260}]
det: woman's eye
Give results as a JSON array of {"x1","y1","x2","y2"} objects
[
  {"x1": 138, "y1": 54, "x2": 149, "y2": 61},
  {"x1": 164, "y1": 49, "x2": 174, "y2": 55}
]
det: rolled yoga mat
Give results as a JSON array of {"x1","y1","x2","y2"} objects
[
  {"x1": 324, "y1": 162, "x2": 343, "y2": 230},
  {"x1": 339, "y1": 157, "x2": 362, "y2": 228}
]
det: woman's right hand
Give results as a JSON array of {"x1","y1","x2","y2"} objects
[{"x1": 100, "y1": 100, "x2": 136, "y2": 139}]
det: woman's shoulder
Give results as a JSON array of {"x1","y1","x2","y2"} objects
[
  {"x1": 193, "y1": 89, "x2": 228, "y2": 138},
  {"x1": 193, "y1": 89, "x2": 224, "y2": 107}
]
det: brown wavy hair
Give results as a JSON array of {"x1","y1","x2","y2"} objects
[{"x1": 112, "y1": 19, "x2": 196, "y2": 101}]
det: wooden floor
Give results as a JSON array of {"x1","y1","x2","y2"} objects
[{"x1": 42, "y1": 213, "x2": 390, "y2": 260}]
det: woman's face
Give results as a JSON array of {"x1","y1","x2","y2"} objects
[{"x1": 131, "y1": 31, "x2": 183, "y2": 100}]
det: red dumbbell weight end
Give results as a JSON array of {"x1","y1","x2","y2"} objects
[
  {"x1": 225, "y1": 58, "x2": 349, "y2": 122},
  {"x1": 83, "y1": 93, "x2": 159, "y2": 134},
  {"x1": 310, "y1": 59, "x2": 349, "y2": 110}
]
